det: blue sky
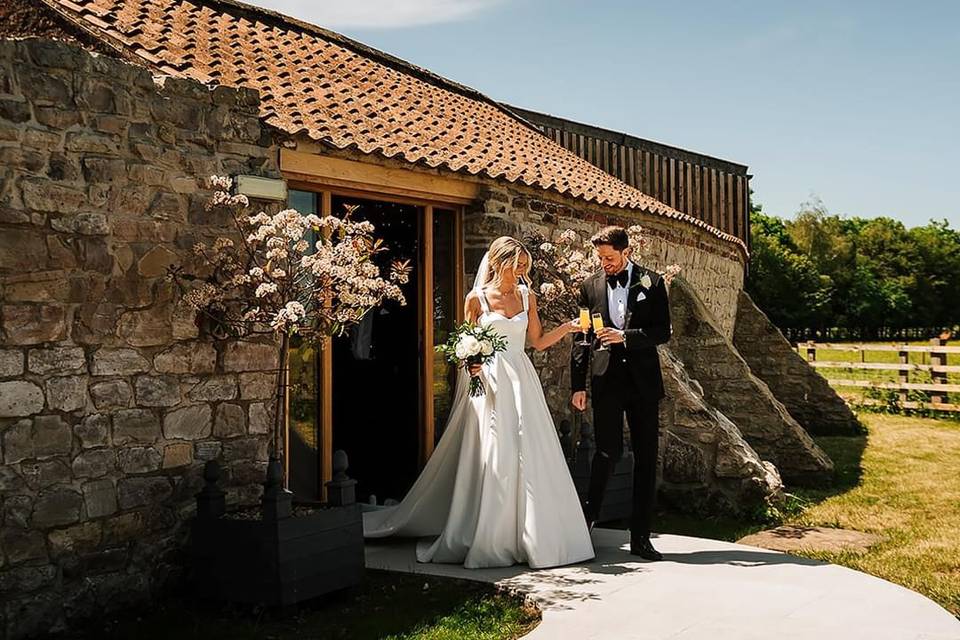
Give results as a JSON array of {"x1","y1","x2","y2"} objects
[{"x1": 250, "y1": 0, "x2": 959, "y2": 228}]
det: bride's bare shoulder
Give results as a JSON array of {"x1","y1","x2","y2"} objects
[{"x1": 464, "y1": 290, "x2": 482, "y2": 311}]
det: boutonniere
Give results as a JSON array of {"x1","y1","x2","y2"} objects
[{"x1": 639, "y1": 274, "x2": 653, "y2": 289}]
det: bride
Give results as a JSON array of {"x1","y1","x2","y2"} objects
[{"x1": 363, "y1": 236, "x2": 595, "y2": 569}]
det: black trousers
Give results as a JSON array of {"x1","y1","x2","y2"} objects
[{"x1": 584, "y1": 354, "x2": 660, "y2": 539}]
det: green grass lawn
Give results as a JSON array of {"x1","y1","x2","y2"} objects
[
  {"x1": 658, "y1": 413, "x2": 960, "y2": 617},
  {"x1": 68, "y1": 570, "x2": 539, "y2": 640}
]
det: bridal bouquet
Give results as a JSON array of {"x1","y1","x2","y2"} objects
[{"x1": 436, "y1": 323, "x2": 508, "y2": 397}]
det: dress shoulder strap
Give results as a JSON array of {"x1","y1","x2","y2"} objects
[
  {"x1": 520, "y1": 284, "x2": 530, "y2": 312},
  {"x1": 475, "y1": 287, "x2": 490, "y2": 314}
]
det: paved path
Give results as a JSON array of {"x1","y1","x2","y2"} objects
[{"x1": 365, "y1": 528, "x2": 960, "y2": 640}]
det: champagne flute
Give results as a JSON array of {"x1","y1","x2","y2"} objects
[
  {"x1": 577, "y1": 308, "x2": 592, "y2": 346},
  {"x1": 591, "y1": 313, "x2": 608, "y2": 351}
]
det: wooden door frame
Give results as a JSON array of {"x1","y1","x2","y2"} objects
[{"x1": 285, "y1": 176, "x2": 465, "y2": 501}]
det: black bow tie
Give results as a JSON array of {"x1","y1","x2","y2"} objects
[{"x1": 607, "y1": 270, "x2": 629, "y2": 288}]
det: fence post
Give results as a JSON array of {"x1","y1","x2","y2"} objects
[
  {"x1": 930, "y1": 337, "x2": 948, "y2": 407},
  {"x1": 806, "y1": 340, "x2": 816, "y2": 363},
  {"x1": 898, "y1": 343, "x2": 909, "y2": 407}
]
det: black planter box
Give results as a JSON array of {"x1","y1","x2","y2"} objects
[{"x1": 191, "y1": 504, "x2": 364, "y2": 606}]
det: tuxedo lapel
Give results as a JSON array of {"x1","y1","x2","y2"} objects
[{"x1": 624, "y1": 261, "x2": 640, "y2": 328}]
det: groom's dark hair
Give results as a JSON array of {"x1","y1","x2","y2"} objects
[{"x1": 590, "y1": 226, "x2": 629, "y2": 251}]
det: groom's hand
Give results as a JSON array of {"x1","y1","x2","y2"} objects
[
  {"x1": 571, "y1": 391, "x2": 587, "y2": 412},
  {"x1": 597, "y1": 327, "x2": 625, "y2": 346}
]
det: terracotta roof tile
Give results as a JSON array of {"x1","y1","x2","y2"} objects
[{"x1": 40, "y1": 0, "x2": 746, "y2": 252}]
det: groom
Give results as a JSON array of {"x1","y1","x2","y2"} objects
[{"x1": 571, "y1": 225, "x2": 671, "y2": 561}]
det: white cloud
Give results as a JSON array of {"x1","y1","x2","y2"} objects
[{"x1": 245, "y1": 0, "x2": 504, "y2": 29}]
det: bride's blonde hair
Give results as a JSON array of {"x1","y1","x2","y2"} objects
[{"x1": 482, "y1": 236, "x2": 531, "y2": 289}]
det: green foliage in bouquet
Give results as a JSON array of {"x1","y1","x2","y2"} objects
[{"x1": 436, "y1": 323, "x2": 509, "y2": 397}]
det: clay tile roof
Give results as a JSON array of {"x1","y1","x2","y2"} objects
[{"x1": 40, "y1": 0, "x2": 746, "y2": 251}]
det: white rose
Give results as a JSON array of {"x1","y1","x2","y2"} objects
[
  {"x1": 480, "y1": 340, "x2": 494, "y2": 356},
  {"x1": 640, "y1": 274, "x2": 653, "y2": 289},
  {"x1": 460, "y1": 336, "x2": 481, "y2": 358}
]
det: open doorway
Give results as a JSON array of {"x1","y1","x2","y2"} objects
[{"x1": 330, "y1": 195, "x2": 421, "y2": 503}]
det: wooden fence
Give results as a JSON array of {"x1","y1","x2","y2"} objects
[{"x1": 797, "y1": 339, "x2": 960, "y2": 412}]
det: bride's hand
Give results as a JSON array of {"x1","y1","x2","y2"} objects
[
  {"x1": 565, "y1": 319, "x2": 582, "y2": 335},
  {"x1": 468, "y1": 363, "x2": 482, "y2": 377}
]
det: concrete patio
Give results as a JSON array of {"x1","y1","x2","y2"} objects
[{"x1": 364, "y1": 527, "x2": 960, "y2": 640}]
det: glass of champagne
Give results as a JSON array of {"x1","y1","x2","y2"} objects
[
  {"x1": 591, "y1": 313, "x2": 608, "y2": 351},
  {"x1": 577, "y1": 308, "x2": 592, "y2": 346}
]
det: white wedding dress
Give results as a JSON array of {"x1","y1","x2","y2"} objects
[{"x1": 363, "y1": 284, "x2": 595, "y2": 569}]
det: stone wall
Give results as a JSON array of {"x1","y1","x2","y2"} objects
[
  {"x1": 658, "y1": 347, "x2": 782, "y2": 515},
  {"x1": 0, "y1": 39, "x2": 281, "y2": 639},
  {"x1": 733, "y1": 291, "x2": 862, "y2": 436},
  {"x1": 668, "y1": 280, "x2": 833, "y2": 485}
]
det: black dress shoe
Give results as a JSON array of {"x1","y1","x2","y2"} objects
[{"x1": 629, "y1": 538, "x2": 662, "y2": 561}]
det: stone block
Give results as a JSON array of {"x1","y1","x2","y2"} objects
[
  {"x1": 75, "y1": 414, "x2": 110, "y2": 448},
  {"x1": 153, "y1": 342, "x2": 216, "y2": 374},
  {"x1": 3, "y1": 495, "x2": 34, "y2": 529},
  {"x1": 0, "y1": 565, "x2": 57, "y2": 594},
  {"x1": 20, "y1": 179, "x2": 87, "y2": 214},
  {"x1": 48, "y1": 522, "x2": 102, "y2": 558},
  {"x1": 1, "y1": 527, "x2": 48, "y2": 564},
  {"x1": 32, "y1": 489, "x2": 83, "y2": 528},
  {"x1": 64, "y1": 131, "x2": 118, "y2": 154},
  {"x1": 2, "y1": 304, "x2": 67, "y2": 345},
  {"x1": 91, "y1": 348, "x2": 150, "y2": 376},
  {"x1": 111, "y1": 409, "x2": 160, "y2": 444},
  {"x1": 137, "y1": 245, "x2": 178, "y2": 277},
  {"x1": 27, "y1": 346, "x2": 86, "y2": 376},
  {"x1": 193, "y1": 440, "x2": 222, "y2": 462},
  {"x1": 45, "y1": 375, "x2": 89, "y2": 412},
  {"x1": 3, "y1": 415, "x2": 73, "y2": 463},
  {"x1": 248, "y1": 402, "x2": 271, "y2": 435},
  {"x1": 20, "y1": 458, "x2": 71, "y2": 491},
  {"x1": 0, "y1": 350, "x2": 24, "y2": 377},
  {"x1": 118, "y1": 447, "x2": 162, "y2": 474},
  {"x1": 101, "y1": 511, "x2": 145, "y2": 545},
  {"x1": 162, "y1": 442, "x2": 193, "y2": 469},
  {"x1": 20, "y1": 71, "x2": 71, "y2": 105},
  {"x1": 187, "y1": 376, "x2": 237, "y2": 401},
  {"x1": 71, "y1": 449, "x2": 116, "y2": 479},
  {"x1": 89, "y1": 380, "x2": 133, "y2": 410},
  {"x1": 117, "y1": 307, "x2": 173, "y2": 347},
  {"x1": 222, "y1": 437, "x2": 267, "y2": 463},
  {"x1": 0, "y1": 230, "x2": 46, "y2": 272},
  {"x1": 50, "y1": 212, "x2": 110, "y2": 236},
  {"x1": 0, "y1": 381, "x2": 44, "y2": 418},
  {"x1": 35, "y1": 107, "x2": 83, "y2": 129},
  {"x1": 223, "y1": 341, "x2": 278, "y2": 372},
  {"x1": 163, "y1": 404, "x2": 212, "y2": 440},
  {"x1": 0, "y1": 97, "x2": 31, "y2": 122},
  {"x1": 662, "y1": 433, "x2": 707, "y2": 484},
  {"x1": 213, "y1": 402, "x2": 246, "y2": 438},
  {"x1": 133, "y1": 375, "x2": 181, "y2": 407},
  {"x1": 239, "y1": 372, "x2": 275, "y2": 400},
  {"x1": 117, "y1": 477, "x2": 172, "y2": 510},
  {"x1": 82, "y1": 478, "x2": 118, "y2": 519}
]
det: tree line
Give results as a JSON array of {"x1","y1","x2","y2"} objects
[{"x1": 746, "y1": 197, "x2": 960, "y2": 342}]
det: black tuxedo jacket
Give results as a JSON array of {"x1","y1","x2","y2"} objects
[{"x1": 570, "y1": 262, "x2": 671, "y2": 399}]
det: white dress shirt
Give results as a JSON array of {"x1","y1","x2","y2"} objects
[{"x1": 606, "y1": 262, "x2": 632, "y2": 329}]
